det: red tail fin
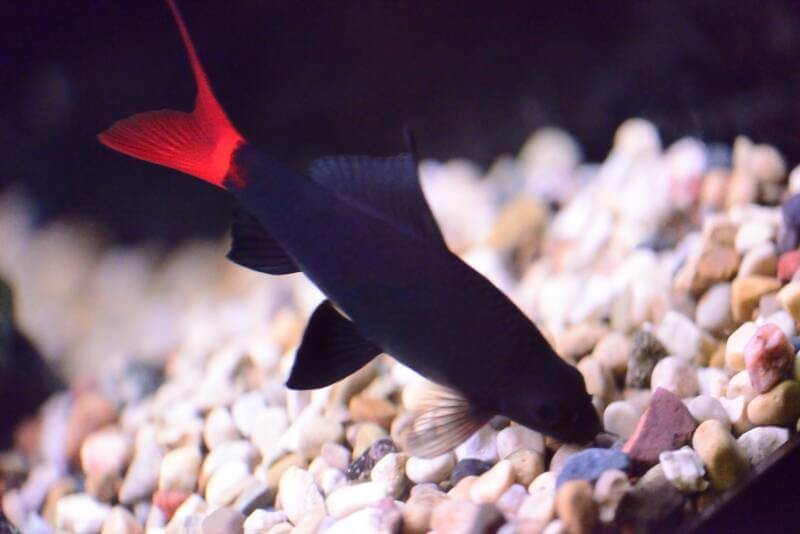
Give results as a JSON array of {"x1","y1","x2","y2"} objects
[{"x1": 98, "y1": 0, "x2": 244, "y2": 188}]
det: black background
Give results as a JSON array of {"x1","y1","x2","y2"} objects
[{"x1": 2, "y1": 0, "x2": 800, "y2": 244}]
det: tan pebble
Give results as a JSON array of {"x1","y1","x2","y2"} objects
[
  {"x1": 430, "y1": 498, "x2": 503, "y2": 534},
  {"x1": 448, "y1": 475, "x2": 478, "y2": 499},
  {"x1": 577, "y1": 356, "x2": 615, "y2": 402},
  {"x1": 101, "y1": 505, "x2": 142, "y2": 534},
  {"x1": 348, "y1": 395, "x2": 397, "y2": 429},
  {"x1": 205, "y1": 462, "x2": 252, "y2": 507},
  {"x1": 603, "y1": 400, "x2": 640, "y2": 439},
  {"x1": 700, "y1": 170, "x2": 729, "y2": 209},
  {"x1": 65, "y1": 392, "x2": 117, "y2": 464},
  {"x1": 260, "y1": 453, "x2": 306, "y2": 488},
  {"x1": 352, "y1": 423, "x2": 388, "y2": 458},
  {"x1": 747, "y1": 380, "x2": 800, "y2": 426},
  {"x1": 727, "y1": 370, "x2": 758, "y2": 402},
  {"x1": 242, "y1": 510, "x2": 287, "y2": 534},
  {"x1": 696, "y1": 246, "x2": 739, "y2": 286},
  {"x1": 519, "y1": 472, "x2": 556, "y2": 524},
  {"x1": 401, "y1": 491, "x2": 446, "y2": 533},
  {"x1": 691, "y1": 420, "x2": 751, "y2": 491},
  {"x1": 650, "y1": 356, "x2": 698, "y2": 398},
  {"x1": 370, "y1": 452, "x2": 408, "y2": 498},
  {"x1": 159, "y1": 445, "x2": 202, "y2": 493},
  {"x1": 777, "y1": 282, "x2": 800, "y2": 323},
  {"x1": 725, "y1": 322, "x2": 758, "y2": 372},
  {"x1": 555, "y1": 480, "x2": 597, "y2": 534},
  {"x1": 592, "y1": 332, "x2": 631, "y2": 380},
  {"x1": 507, "y1": 449, "x2": 545, "y2": 486},
  {"x1": 593, "y1": 469, "x2": 630, "y2": 523},
  {"x1": 556, "y1": 322, "x2": 609, "y2": 361},
  {"x1": 389, "y1": 411, "x2": 415, "y2": 445},
  {"x1": 469, "y1": 460, "x2": 515, "y2": 503},
  {"x1": 731, "y1": 275, "x2": 781, "y2": 323},
  {"x1": 550, "y1": 444, "x2": 584, "y2": 475},
  {"x1": 739, "y1": 242, "x2": 778, "y2": 278}
]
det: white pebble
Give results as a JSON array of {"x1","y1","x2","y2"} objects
[
  {"x1": 736, "y1": 426, "x2": 790, "y2": 465},
  {"x1": 496, "y1": 425, "x2": 545, "y2": 458},
  {"x1": 650, "y1": 356, "x2": 698, "y2": 398},
  {"x1": 602, "y1": 401, "x2": 640, "y2": 439},
  {"x1": 593, "y1": 469, "x2": 630, "y2": 523},
  {"x1": 405, "y1": 453, "x2": 456, "y2": 484},
  {"x1": 204, "y1": 406, "x2": 240, "y2": 450},
  {"x1": 56, "y1": 493, "x2": 111, "y2": 533},
  {"x1": 278, "y1": 467, "x2": 326, "y2": 524},
  {"x1": 159, "y1": 445, "x2": 202, "y2": 493},
  {"x1": 232, "y1": 392, "x2": 268, "y2": 438},
  {"x1": 659, "y1": 446, "x2": 708, "y2": 493},
  {"x1": 697, "y1": 367, "x2": 729, "y2": 398},
  {"x1": 687, "y1": 395, "x2": 731, "y2": 430},
  {"x1": 243, "y1": 510, "x2": 288, "y2": 534},
  {"x1": 370, "y1": 453, "x2": 408, "y2": 498},
  {"x1": 519, "y1": 472, "x2": 556, "y2": 523},
  {"x1": 656, "y1": 311, "x2": 701, "y2": 360},
  {"x1": 204, "y1": 460, "x2": 251, "y2": 506},
  {"x1": 326, "y1": 481, "x2": 390, "y2": 518},
  {"x1": 727, "y1": 370, "x2": 757, "y2": 402},
  {"x1": 319, "y1": 468, "x2": 347, "y2": 496},
  {"x1": 735, "y1": 220, "x2": 775, "y2": 254},
  {"x1": 758, "y1": 311, "x2": 796, "y2": 338},
  {"x1": 455, "y1": 426, "x2": 498, "y2": 463}
]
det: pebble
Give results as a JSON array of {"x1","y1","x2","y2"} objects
[
  {"x1": 692, "y1": 420, "x2": 752, "y2": 491},
  {"x1": 101, "y1": 506, "x2": 143, "y2": 534},
  {"x1": 744, "y1": 323, "x2": 794, "y2": 393},
  {"x1": 201, "y1": 440, "x2": 259, "y2": 490},
  {"x1": 80, "y1": 428, "x2": 132, "y2": 479},
  {"x1": 203, "y1": 406, "x2": 240, "y2": 450},
  {"x1": 731, "y1": 275, "x2": 781, "y2": 323},
  {"x1": 281, "y1": 411, "x2": 343, "y2": 458},
  {"x1": 153, "y1": 489, "x2": 190, "y2": 521},
  {"x1": 231, "y1": 392, "x2": 268, "y2": 438},
  {"x1": 349, "y1": 395, "x2": 397, "y2": 429},
  {"x1": 778, "y1": 250, "x2": 800, "y2": 281},
  {"x1": 626, "y1": 330, "x2": 668, "y2": 388},
  {"x1": 577, "y1": 355, "x2": 614, "y2": 401},
  {"x1": 200, "y1": 507, "x2": 245, "y2": 534},
  {"x1": 496, "y1": 425, "x2": 545, "y2": 458},
  {"x1": 370, "y1": 452, "x2": 407, "y2": 498},
  {"x1": 656, "y1": 311, "x2": 701, "y2": 360},
  {"x1": 738, "y1": 242, "x2": 777, "y2": 278},
  {"x1": 265, "y1": 522, "x2": 292, "y2": 534},
  {"x1": 555, "y1": 448, "x2": 630, "y2": 488},
  {"x1": 243, "y1": 510, "x2": 288, "y2": 534},
  {"x1": 318, "y1": 467, "x2": 347, "y2": 496},
  {"x1": 496, "y1": 484, "x2": 528, "y2": 518},
  {"x1": 592, "y1": 469, "x2": 629, "y2": 523},
  {"x1": 56, "y1": 493, "x2": 111, "y2": 533},
  {"x1": 687, "y1": 395, "x2": 731, "y2": 429},
  {"x1": 430, "y1": 499, "x2": 503, "y2": 534},
  {"x1": 519, "y1": 472, "x2": 556, "y2": 524},
  {"x1": 250, "y1": 407, "x2": 289, "y2": 458},
  {"x1": 695, "y1": 282, "x2": 733, "y2": 335},
  {"x1": 405, "y1": 452, "x2": 455, "y2": 484},
  {"x1": 696, "y1": 246, "x2": 739, "y2": 287},
  {"x1": 469, "y1": 460, "x2": 515, "y2": 503},
  {"x1": 352, "y1": 423, "x2": 389, "y2": 458},
  {"x1": 233, "y1": 480, "x2": 274, "y2": 516},
  {"x1": 603, "y1": 401, "x2": 640, "y2": 439},
  {"x1": 454, "y1": 425, "x2": 499, "y2": 463},
  {"x1": 401, "y1": 489, "x2": 446, "y2": 533},
  {"x1": 727, "y1": 370, "x2": 758, "y2": 402},
  {"x1": 320, "y1": 443, "x2": 352, "y2": 472},
  {"x1": 554, "y1": 480, "x2": 597, "y2": 534},
  {"x1": 450, "y1": 459, "x2": 493, "y2": 486},
  {"x1": 159, "y1": 445, "x2": 202, "y2": 493},
  {"x1": 326, "y1": 481, "x2": 390, "y2": 518},
  {"x1": 778, "y1": 281, "x2": 800, "y2": 323},
  {"x1": 650, "y1": 356, "x2": 699, "y2": 398},
  {"x1": 325, "y1": 499, "x2": 402, "y2": 534},
  {"x1": 204, "y1": 461, "x2": 251, "y2": 506},
  {"x1": 507, "y1": 449, "x2": 545, "y2": 487},
  {"x1": 623, "y1": 388, "x2": 697, "y2": 472},
  {"x1": 747, "y1": 379, "x2": 800, "y2": 426},
  {"x1": 717, "y1": 395, "x2": 753, "y2": 435},
  {"x1": 736, "y1": 426, "x2": 791, "y2": 465},
  {"x1": 592, "y1": 332, "x2": 631, "y2": 380},
  {"x1": 345, "y1": 439, "x2": 397, "y2": 481},
  {"x1": 725, "y1": 321, "x2": 759, "y2": 372},
  {"x1": 549, "y1": 444, "x2": 584, "y2": 474},
  {"x1": 658, "y1": 446, "x2": 708, "y2": 493},
  {"x1": 617, "y1": 465, "x2": 685, "y2": 532},
  {"x1": 277, "y1": 466, "x2": 325, "y2": 524}
]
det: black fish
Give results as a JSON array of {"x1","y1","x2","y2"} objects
[{"x1": 98, "y1": 0, "x2": 601, "y2": 456}]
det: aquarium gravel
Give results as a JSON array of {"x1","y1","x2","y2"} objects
[{"x1": 2, "y1": 119, "x2": 800, "y2": 533}]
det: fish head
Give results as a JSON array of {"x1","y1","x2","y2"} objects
[{"x1": 500, "y1": 360, "x2": 602, "y2": 444}]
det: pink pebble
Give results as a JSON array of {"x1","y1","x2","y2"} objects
[
  {"x1": 744, "y1": 323, "x2": 795, "y2": 393},
  {"x1": 778, "y1": 250, "x2": 800, "y2": 282}
]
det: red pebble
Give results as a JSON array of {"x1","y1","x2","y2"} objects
[
  {"x1": 744, "y1": 323, "x2": 794, "y2": 393},
  {"x1": 777, "y1": 250, "x2": 800, "y2": 282},
  {"x1": 153, "y1": 490, "x2": 189, "y2": 520},
  {"x1": 622, "y1": 388, "x2": 697, "y2": 473}
]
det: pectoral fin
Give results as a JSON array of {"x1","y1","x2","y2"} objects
[
  {"x1": 402, "y1": 386, "x2": 490, "y2": 458},
  {"x1": 286, "y1": 300, "x2": 383, "y2": 389},
  {"x1": 227, "y1": 207, "x2": 300, "y2": 275}
]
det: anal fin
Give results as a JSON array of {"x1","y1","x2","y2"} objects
[
  {"x1": 401, "y1": 386, "x2": 490, "y2": 458},
  {"x1": 287, "y1": 300, "x2": 383, "y2": 389},
  {"x1": 227, "y1": 207, "x2": 300, "y2": 275}
]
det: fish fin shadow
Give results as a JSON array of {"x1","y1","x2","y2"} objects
[
  {"x1": 401, "y1": 385, "x2": 490, "y2": 458},
  {"x1": 286, "y1": 300, "x2": 383, "y2": 389},
  {"x1": 227, "y1": 206, "x2": 300, "y2": 275}
]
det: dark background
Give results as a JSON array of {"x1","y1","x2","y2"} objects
[{"x1": 2, "y1": 0, "x2": 800, "y2": 245}]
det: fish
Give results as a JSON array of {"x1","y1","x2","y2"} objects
[{"x1": 98, "y1": 0, "x2": 601, "y2": 457}]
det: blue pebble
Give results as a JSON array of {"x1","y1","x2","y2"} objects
[{"x1": 556, "y1": 448, "x2": 630, "y2": 488}]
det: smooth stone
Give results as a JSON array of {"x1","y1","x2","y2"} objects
[
  {"x1": 348, "y1": 395, "x2": 397, "y2": 429},
  {"x1": 370, "y1": 452, "x2": 408, "y2": 498},
  {"x1": 592, "y1": 332, "x2": 631, "y2": 380},
  {"x1": 778, "y1": 250, "x2": 800, "y2": 281},
  {"x1": 731, "y1": 275, "x2": 781, "y2": 323},
  {"x1": 695, "y1": 283, "x2": 733, "y2": 335},
  {"x1": 735, "y1": 221, "x2": 774, "y2": 254},
  {"x1": 577, "y1": 355, "x2": 615, "y2": 401},
  {"x1": 759, "y1": 309, "x2": 796, "y2": 339},
  {"x1": 495, "y1": 484, "x2": 528, "y2": 518},
  {"x1": 320, "y1": 443, "x2": 352, "y2": 472},
  {"x1": 555, "y1": 448, "x2": 630, "y2": 488},
  {"x1": 429, "y1": 499, "x2": 503, "y2": 534},
  {"x1": 345, "y1": 439, "x2": 397, "y2": 481},
  {"x1": 56, "y1": 493, "x2": 111, "y2": 533},
  {"x1": 519, "y1": 472, "x2": 556, "y2": 524},
  {"x1": 232, "y1": 480, "x2": 274, "y2": 516},
  {"x1": 736, "y1": 426, "x2": 791, "y2": 465},
  {"x1": 697, "y1": 367, "x2": 729, "y2": 398},
  {"x1": 250, "y1": 407, "x2": 289, "y2": 458},
  {"x1": 450, "y1": 459, "x2": 493, "y2": 486},
  {"x1": 626, "y1": 331, "x2": 668, "y2": 388},
  {"x1": 80, "y1": 428, "x2": 132, "y2": 478},
  {"x1": 687, "y1": 395, "x2": 731, "y2": 430},
  {"x1": 692, "y1": 420, "x2": 752, "y2": 491},
  {"x1": 204, "y1": 461, "x2": 251, "y2": 506},
  {"x1": 496, "y1": 425, "x2": 545, "y2": 458},
  {"x1": 469, "y1": 460, "x2": 515, "y2": 503},
  {"x1": 200, "y1": 507, "x2": 245, "y2": 534},
  {"x1": 405, "y1": 452, "x2": 455, "y2": 484},
  {"x1": 617, "y1": 464, "x2": 685, "y2": 531},
  {"x1": 602, "y1": 401, "x2": 640, "y2": 439},
  {"x1": 738, "y1": 242, "x2": 777, "y2": 278},
  {"x1": 659, "y1": 446, "x2": 708, "y2": 493},
  {"x1": 556, "y1": 322, "x2": 609, "y2": 361},
  {"x1": 231, "y1": 392, "x2": 268, "y2": 438},
  {"x1": 281, "y1": 410, "x2": 343, "y2": 458},
  {"x1": 159, "y1": 445, "x2": 202, "y2": 493},
  {"x1": 203, "y1": 406, "x2": 240, "y2": 450},
  {"x1": 326, "y1": 480, "x2": 389, "y2": 518},
  {"x1": 506, "y1": 449, "x2": 545, "y2": 487},
  {"x1": 324, "y1": 499, "x2": 401, "y2": 534},
  {"x1": 351, "y1": 423, "x2": 389, "y2": 458},
  {"x1": 200, "y1": 440, "x2": 259, "y2": 490},
  {"x1": 318, "y1": 467, "x2": 348, "y2": 496},
  {"x1": 718, "y1": 395, "x2": 754, "y2": 435},
  {"x1": 656, "y1": 311, "x2": 701, "y2": 360},
  {"x1": 65, "y1": 392, "x2": 117, "y2": 464},
  {"x1": 101, "y1": 506, "x2": 143, "y2": 534},
  {"x1": 264, "y1": 522, "x2": 292, "y2": 534},
  {"x1": 454, "y1": 425, "x2": 499, "y2": 463},
  {"x1": 623, "y1": 388, "x2": 697, "y2": 472},
  {"x1": 401, "y1": 489, "x2": 446, "y2": 533},
  {"x1": 448, "y1": 475, "x2": 478, "y2": 500},
  {"x1": 777, "y1": 281, "x2": 800, "y2": 323},
  {"x1": 243, "y1": 510, "x2": 287, "y2": 534},
  {"x1": 277, "y1": 467, "x2": 325, "y2": 524},
  {"x1": 593, "y1": 469, "x2": 630, "y2": 523},
  {"x1": 549, "y1": 444, "x2": 584, "y2": 475},
  {"x1": 725, "y1": 321, "x2": 759, "y2": 372},
  {"x1": 555, "y1": 480, "x2": 597, "y2": 534},
  {"x1": 650, "y1": 356, "x2": 698, "y2": 398},
  {"x1": 744, "y1": 323, "x2": 794, "y2": 393},
  {"x1": 152, "y1": 489, "x2": 191, "y2": 521},
  {"x1": 727, "y1": 370, "x2": 758, "y2": 402},
  {"x1": 747, "y1": 380, "x2": 800, "y2": 426}
]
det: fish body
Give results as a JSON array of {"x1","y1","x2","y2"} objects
[{"x1": 99, "y1": 0, "x2": 601, "y2": 456}]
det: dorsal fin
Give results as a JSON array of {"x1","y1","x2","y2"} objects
[
  {"x1": 308, "y1": 137, "x2": 445, "y2": 245},
  {"x1": 227, "y1": 207, "x2": 300, "y2": 275},
  {"x1": 286, "y1": 300, "x2": 383, "y2": 390}
]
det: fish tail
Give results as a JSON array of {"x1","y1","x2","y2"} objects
[{"x1": 97, "y1": 0, "x2": 245, "y2": 189}]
